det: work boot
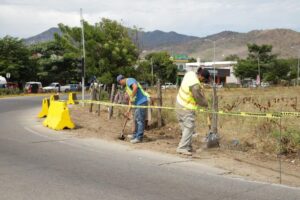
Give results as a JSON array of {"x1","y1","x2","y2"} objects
[
  {"x1": 176, "y1": 148, "x2": 192, "y2": 156},
  {"x1": 130, "y1": 138, "x2": 142, "y2": 144}
]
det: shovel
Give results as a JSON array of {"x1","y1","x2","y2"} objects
[
  {"x1": 205, "y1": 115, "x2": 220, "y2": 148},
  {"x1": 118, "y1": 109, "x2": 131, "y2": 140}
]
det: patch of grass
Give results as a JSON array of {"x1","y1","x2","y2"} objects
[
  {"x1": 0, "y1": 88, "x2": 21, "y2": 96},
  {"x1": 272, "y1": 129, "x2": 300, "y2": 154},
  {"x1": 100, "y1": 91, "x2": 109, "y2": 101},
  {"x1": 162, "y1": 109, "x2": 177, "y2": 124}
]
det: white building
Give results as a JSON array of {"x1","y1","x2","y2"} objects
[{"x1": 183, "y1": 58, "x2": 239, "y2": 84}]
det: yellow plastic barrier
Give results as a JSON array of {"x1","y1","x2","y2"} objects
[
  {"x1": 50, "y1": 94, "x2": 59, "y2": 102},
  {"x1": 38, "y1": 98, "x2": 50, "y2": 118},
  {"x1": 43, "y1": 101, "x2": 75, "y2": 130},
  {"x1": 67, "y1": 92, "x2": 77, "y2": 105}
]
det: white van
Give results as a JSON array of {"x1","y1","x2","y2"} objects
[
  {"x1": 0, "y1": 76, "x2": 7, "y2": 88},
  {"x1": 24, "y1": 82, "x2": 43, "y2": 93}
]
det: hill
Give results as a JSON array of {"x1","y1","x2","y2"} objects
[
  {"x1": 25, "y1": 27, "x2": 198, "y2": 49},
  {"x1": 24, "y1": 28, "x2": 300, "y2": 59},
  {"x1": 24, "y1": 27, "x2": 61, "y2": 45},
  {"x1": 154, "y1": 29, "x2": 300, "y2": 60}
]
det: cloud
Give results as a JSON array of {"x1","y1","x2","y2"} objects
[{"x1": 0, "y1": 0, "x2": 299, "y2": 38}]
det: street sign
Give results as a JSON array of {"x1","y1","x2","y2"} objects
[{"x1": 6, "y1": 73, "x2": 10, "y2": 79}]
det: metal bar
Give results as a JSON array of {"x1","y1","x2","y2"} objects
[{"x1": 80, "y1": 8, "x2": 86, "y2": 102}]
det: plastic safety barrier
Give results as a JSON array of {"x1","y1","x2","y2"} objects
[
  {"x1": 50, "y1": 94, "x2": 59, "y2": 102},
  {"x1": 67, "y1": 92, "x2": 77, "y2": 105},
  {"x1": 43, "y1": 101, "x2": 75, "y2": 130},
  {"x1": 38, "y1": 98, "x2": 50, "y2": 118}
]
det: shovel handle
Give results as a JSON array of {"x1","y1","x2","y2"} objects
[{"x1": 206, "y1": 115, "x2": 211, "y2": 130}]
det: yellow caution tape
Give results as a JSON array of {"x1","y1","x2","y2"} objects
[{"x1": 74, "y1": 99, "x2": 300, "y2": 119}]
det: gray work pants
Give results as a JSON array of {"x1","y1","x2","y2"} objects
[{"x1": 176, "y1": 102, "x2": 195, "y2": 151}]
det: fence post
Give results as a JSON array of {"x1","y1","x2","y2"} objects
[
  {"x1": 89, "y1": 84, "x2": 96, "y2": 113},
  {"x1": 211, "y1": 86, "x2": 218, "y2": 134},
  {"x1": 97, "y1": 84, "x2": 102, "y2": 116},
  {"x1": 157, "y1": 79, "x2": 162, "y2": 128},
  {"x1": 108, "y1": 84, "x2": 115, "y2": 119}
]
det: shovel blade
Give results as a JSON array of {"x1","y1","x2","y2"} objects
[
  {"x1": 118, "y1": 134, "x2": 126, "y2": 140},
  {"x1": 206, "y1": 132, "x2": 220, "y2": 148}
]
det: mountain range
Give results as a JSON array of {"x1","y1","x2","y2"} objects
[{"x1": 25, "y1": 27, "x2": 300, "y2": 60}]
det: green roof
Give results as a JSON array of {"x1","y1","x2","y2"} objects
[{"x1": 172, "y1": 54, "x2": 189, "y2": 60}]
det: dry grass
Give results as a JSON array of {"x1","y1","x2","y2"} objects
[{"x1": 147, "y1": 86, "x2": 300, "y2": 157}]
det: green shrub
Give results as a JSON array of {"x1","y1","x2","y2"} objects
[
  {"x1": 272, "y1": 129, "x2": 300, "y2": 154},
  {"x1": 224, "y1": 83, "x2": 240, "y2": 88},
  {"x1": 0, "y1": 88, "x2": 21, "y2": 96},
  {"x1": 100, "y1": 91, "x2": 109, "y2": 101}
]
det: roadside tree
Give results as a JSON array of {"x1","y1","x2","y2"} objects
[
  {"x1": 145, "y1": 51, "x2": 177, "y2": 83},
  {"x1": 0, "y1": 36, "x2": 35, "y2": 86},
  {"x1": 30, "y1": 41, "x2": 80, "y2": 85},
  {"x1": 234, "y1": 43, "x2": 277, "y2": 81},
  {"x1": 55, "y1": 18, "x2": 138, "y2": 84}
]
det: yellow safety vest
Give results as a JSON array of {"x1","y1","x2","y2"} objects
[
  {"x1": 125, "y1": 79, "x2": 150, "y2": 103},
  {"x1": 176, "y1": 71, "x2": 201, "y2": 110}
]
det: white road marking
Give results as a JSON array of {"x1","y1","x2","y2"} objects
[
  {"x1": 24, "y1": 126, "x2": 107, "y2": 155},
  {"x1": 24, "y1": 126, "x2": 50, "y2": 139}
]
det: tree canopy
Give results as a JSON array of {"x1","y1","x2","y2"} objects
[
  {"x1": 144, "y1": 51, "x2": 177, "y2": 84},
  {"x1": 55, "y1": 18, "x2": 139, "y2": 84},
  {"x1": 0, "y1": 36, "x2": 34, "y2": 84}
]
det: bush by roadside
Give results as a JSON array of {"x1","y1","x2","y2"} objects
[{"x1": 0, "y1": 88, "x2": 22, "y2": 96}]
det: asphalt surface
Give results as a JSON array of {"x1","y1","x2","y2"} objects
[{"x1": 0, "y1": 95, "x2": 300, "y2": 200}]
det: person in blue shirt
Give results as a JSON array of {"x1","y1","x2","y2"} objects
[{"x1": 117, "y1": 75, "x2": 149, "y2": 143}]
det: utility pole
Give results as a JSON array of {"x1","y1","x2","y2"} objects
[
  {"x1": 205, "y1": 38, "x2": 219, "y2": 146},
  {"x1": 290, "y1": 46, "x2": 299, "y2": 86},
  {"x1": 151, "y1": 58, "x2": 154, "y2": 86},
  {"x1": 213, "y1": 41, "x2": 216, "y2": 85},
  {"x1": 297, "y1": 50, "x2": 299, "y2": 86},
  {"x1": 257, "y1": 56, "x2": 261, "y2": 86},
  {"x1": 212, "y1": 40, "x2": 218, "y2": 135},
  {"x1": 80, "y1": 8, "x2": 86, "y2": 102}
]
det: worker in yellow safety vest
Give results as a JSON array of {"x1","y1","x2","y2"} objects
[
  {"x1": 117, "y1": 75, "x2": 150, "y2": 144},
  {"x1": 176, "y1": 67, "x2": 210, "y2": 155}
]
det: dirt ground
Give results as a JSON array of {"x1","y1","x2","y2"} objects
[{"x1": 67, "y1": 104, "x2": 300, "y2": 187}]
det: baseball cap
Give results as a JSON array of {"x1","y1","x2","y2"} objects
[
  {"x1": 116, "y1": 74, "x2": 124, "y2": 83},
  {"x1": 197, "y1": 67, "x2": 210, "y2": 82}
]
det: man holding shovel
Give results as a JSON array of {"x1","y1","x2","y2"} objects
[
  {"x1": 176, "y1": 67, "x2": 210, "y2": 155},
  {"x1": 117, "y1": 75, "x2": 150, "y2": 144}
]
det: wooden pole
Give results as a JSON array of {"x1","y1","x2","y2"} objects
[
  {"x1": 211, "y1": 86, "x2": 218, "y2": 134},
  {"x1": 97, "y1": 84, "x2": 102, "y2": 116},
  {"x1": 108, "y1": 84, "x2": 115, "y2": 119},
  {"x1": 157, "y1": 79, "x2": 162, "y2": 127},
  {"x1": 89, "y1": 84, "x2": 96, "y2": 112}
]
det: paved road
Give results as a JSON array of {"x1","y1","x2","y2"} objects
[{"x1": 0, "y1": 96, "x2": 300, "y2": 200}]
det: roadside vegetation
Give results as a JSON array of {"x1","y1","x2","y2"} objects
[{"x1": 0, "y1": 88, "x2": 21, "y2": 96}]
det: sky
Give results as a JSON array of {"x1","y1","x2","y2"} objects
[{"x1": 0, "y1": 0, "x2": 300, "y2": 38}]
